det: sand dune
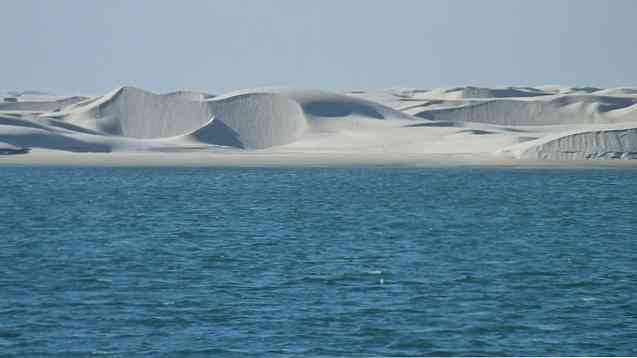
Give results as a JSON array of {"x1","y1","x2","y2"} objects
[
  {"x1": 410, "y1": 95, "x2": 637, "y2": 125},
  {"x1": 204, "y1": 92, "x2": 307, "y2": 149},
  {"x1": 594, "y1": 87, "x2": 637, "y2": 97},
  {"x1": 502, "y1": 123, "x2": 637, "y2": 160},
  {"x1": 2, "y1": 85, "x2": 637, "y2": 164},
  {"x1": 415, "y1": 86, "x2": 552, "y2": 99},
  {"x1": 0, "y1": 96, "x2": 86, "y2": 112},
  {"x1": 0, "y1": 141, "x2": 29, "y2": 155},
  {"x1": 48, "y1": 87, "x2": 211, "y2": 138}
]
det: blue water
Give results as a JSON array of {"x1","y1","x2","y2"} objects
[{"x1": 1, "y1": 166, "x2": 636, "y2": 357}]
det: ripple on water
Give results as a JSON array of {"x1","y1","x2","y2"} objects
[{"x1": 1, "y1": 167, "x2": 637, "y2": 356}]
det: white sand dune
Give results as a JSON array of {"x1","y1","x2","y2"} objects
[
  {"x1": 0, "y1": 96, "x2": 86, "y2": 112},
  {"x1": 0, "y1": 141, "x2": 29, "y2": 155},
  {"x1": 501, "y1": 123, "x2": 637, "y2": 160},
  {"x1": 203, "y1": 92, "x2": 307, "y2": 149},
  {"x1": 48, "y1": 87, "x2": 211, "y2": 138},
  {"x1": 410, "y1": 95, "x2": 637, "y2": 125},
  {"x1": 414, "y1": 86, "x2": 553, "y2": 100},
  {"x1": 2, "y1": 85, "x2": 637, "y2": 166},
  {"x1": 534, "y1": 85, "x2": 602, "y2": 95},
  {"x1": 594, "y1": 87, "x2": 637, "y2": 97}
]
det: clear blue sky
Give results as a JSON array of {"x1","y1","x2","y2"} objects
[{"x1": 3, "y1": 0, "x2": 635, "y2": 94}]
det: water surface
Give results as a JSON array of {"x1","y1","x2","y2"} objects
[{"x1": 1, "y1": 167, "x2": 636, "y2": 356}]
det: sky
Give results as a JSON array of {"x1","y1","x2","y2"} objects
[{"x1": 2, "y1": 0, "x2": 636, "y2": 95}]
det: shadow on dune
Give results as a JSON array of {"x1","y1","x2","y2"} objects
[
  {"x1": 0, "y1": 147, "x2": 30, "y2": 155},
  {"x1": 403, "y1": 121, "x2": 458, "y2": 128},
  {"x1": 0, "y1": 115, "x2": 111, "y2": 137},
  {"x1": 0, "y1": 116, "x2": 52, "y2": 132},
  {"x1": 455, "y1": 129, "x2": 495, "y2": 135},
  {"x1": 187, "y1": 118, "x2": 245, "y2": 149},
  {"x1": 303, "y1": 100, "x2": 384, "y2": 119},
  {"x1": 0, "y1": 132, "x2": 111, "y2": 152}
]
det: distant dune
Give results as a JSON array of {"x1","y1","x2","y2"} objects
[{"x1": 2, "y1": 85, "x2": 637, "y2": 165}]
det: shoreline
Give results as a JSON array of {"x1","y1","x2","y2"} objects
[{"x1": 3, "y1": 150, "x2": 637, "y2": 169}]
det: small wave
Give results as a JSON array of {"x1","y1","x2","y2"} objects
[
  {"x1": 287, "y1": 270, "x2": 389, "y2": 286},
  {"x1": 77, "y1": 277, "x2": 113, "y2": 286},
  {"x1": 556, "y1": 281, "x2": 596, "y2": 289},
  {"x1": 455, "y1": 274, "x2": 488, "y2": 284},
  {"x1": 387, "y1": 337, "x2": 435, "y2": 350},
  {"x1": 464, "y1": 323, "x2": 533, "y2": 335},
  {"x1": 500, "y1": 271, "x2": 560, "y2": 279},
  {"x1": 0, "y1": 330, "x2": 21, "y2": 338},
  {"x1": 171, "y1": 348, "x2": 245, "y2": 355},
  {"x1": 355, "y1": 325, "x2": 397, "y2": 336}
]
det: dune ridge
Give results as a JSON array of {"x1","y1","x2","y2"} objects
[
  {"x1": 410, "y1": 95, "x2": 637, "y2": 125},
  {"x1": 2, "y1": 85, "x2": 637, "y2": 164},
  {"x1": 501, "y1": 123, "x2": 637, "y2": 160}
]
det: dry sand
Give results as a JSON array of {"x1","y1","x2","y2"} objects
[{"x1": 2, "y1": 85, "x2": 637, "y2": 167}]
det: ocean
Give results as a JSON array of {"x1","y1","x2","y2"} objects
[{"x1": 1, "y1": 166, "x2": 636, "y2": 356}]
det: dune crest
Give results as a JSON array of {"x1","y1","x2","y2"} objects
[{"x1": 3, "y1": 85, "x2": 637, "y2": 163}]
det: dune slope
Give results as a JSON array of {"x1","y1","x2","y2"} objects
[{"x1": 2, "y1": 85, "x2": 637, "y2": 163}]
